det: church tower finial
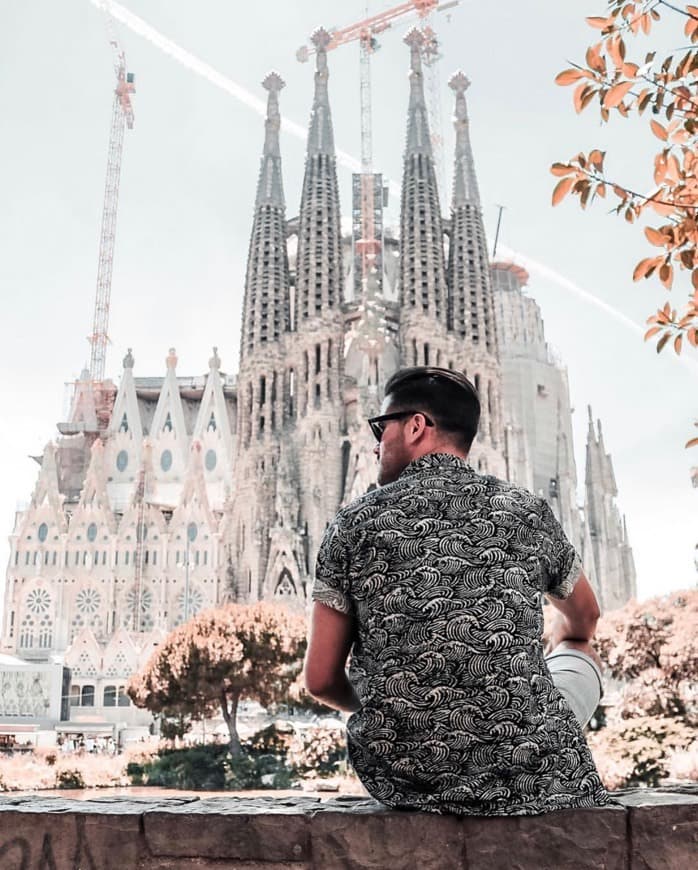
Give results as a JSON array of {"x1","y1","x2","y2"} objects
[
  {"x1": 404, "y1": 29, "x2": 432, "y2": 158},
  {"x1": 240, "y1": 73, "x2": 292, "y2": 361},
  {"x1": 449, "y1": 71, "x2": 480, "y2": 208},
  {"x1": 255, "y1": 72, "x2": 285, "y2": 209},
  {"x1": 294, "y1": 26, "x2": 343, "y2": 324}
]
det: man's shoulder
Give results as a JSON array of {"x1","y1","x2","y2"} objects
[
  {"x1": 335, "y1": 484, "x2": 397, "y2": 528},
  {"x1": 479, "y1": 473, "x2": 539, "y2": 502}
]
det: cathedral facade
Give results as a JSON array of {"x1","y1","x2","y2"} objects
[{"x1": 1, "y1": 29, "x2": 635, "y2": 717}]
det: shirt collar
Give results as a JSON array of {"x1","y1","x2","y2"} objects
[{"x1": 399, "y1": 452, "x2": 474, "y2": 479}]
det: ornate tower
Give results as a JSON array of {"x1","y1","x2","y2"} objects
[
  {"x1": 445, "y1": 72, "x2": 504, "y2": 474},
  {"x1": 399, "y1": 29, "x2": 449, "y2": 367},
  {"x1": 234, "y1": 72, "x2": 292, "y2": 602},
  {"x1": 583, "y1": 407, "x2": 637, "y2": 611},
  {"x1": 291, "y1": 28, "x2": 345, "y2": 565},
  {"x1": 294, "y1": 28, "x2": 343, "y2": 329}
]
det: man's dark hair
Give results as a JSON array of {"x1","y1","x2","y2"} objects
[{"x1": 383, "y1": 366, "x2": 481, "y2": 451}]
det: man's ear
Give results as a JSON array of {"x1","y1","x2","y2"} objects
[{"x1": 405, "y1": 413, "x2": 430, "y2": 445}]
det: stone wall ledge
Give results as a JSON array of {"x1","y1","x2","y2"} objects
[{"x1": 0, "y1": 787, "x2": 696, "y2": 869}]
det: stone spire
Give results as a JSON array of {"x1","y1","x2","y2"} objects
[
  {"x1": 399, "y1": 29, "x2": 447, "y2": 324},
  {"x1": 240, "y1": 72, "x2": 291, "y2": 361},
  {"x1": 447, "y1": 71, "x2": 496, "y2": 350},
  {"x1": 583, "y1": 406, "x2": 637, "y2": 610},
  {"x1": 294, "y1": 27, "x2": 343, "y2": 324}
]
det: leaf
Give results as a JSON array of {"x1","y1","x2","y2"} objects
[
  {"x1": 687, "y1": 327, "x2": 698, "y2": 347},
  {"x1": 693, "y1": 269, "x2": 698, "y2": 291},
  {"x1": 659, "y1": 262, "x2": 674, "y2": 288},
  {"x1": 574, "y1": 82, "x2": 593, "y2": 113},
  {"x1": 552, "y1": 176, "x2": 574, "y2": 206},
  {"x1": 643, "y1": 325, "x2": 663, "y2": 340},
  {"x1": 604, "y1": 80, "x2": 634, "y2": 108},
  {"x1": 685, "y1": 436, "x2": 698, "y2": 448},
  {"x1": 550, "y1": 162, "x2": 573, "y2": 177},
  {"x1": 674, "y1": 334, "x2": 683, "y2": 354},
  {"x1": 656, "y1": 332, "x2": 671, "y2": 353},
  {"x1": 586, "y1": 15, "x2": 612, "y2": 29},
  {"x1": 586, "y1": 43, "x2": 606, "y2": 74},
  {"x1": 555, "y1": 68, "x2": 586, "y2": 86},
  {"x1": 589, "y1": 149, "x2": 605, "y2": 169},
  {"x1": 645, "y1": 227, "x2": 666, "y2": 246},
  {"x1": 650, "y1": 120, "x2": 669, "y2": 141},
  {"x1": 633, "y1": 257, "x2": 659, "y2": 280}
]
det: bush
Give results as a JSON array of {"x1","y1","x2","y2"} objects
[
  {"x1": 589, "y1": 715, "x2": 696, "y2": 788},
  {"x1": 142, "y1": 744, "x2": 228, "y2": 790},
  {"x1": 55, "y1": 768, "x2": 86, "y2": 789},
  {"x1": 287, "y1": 724, "x2": 346, "y2": 778}
]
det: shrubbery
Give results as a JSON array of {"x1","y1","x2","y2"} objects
[{"x1": 128, "y1": 721, "x2": 347, "y2": 790}]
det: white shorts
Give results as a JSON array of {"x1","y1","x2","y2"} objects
[{"x1": 545, "y1": 649, "x2": 603, "y2": 728}]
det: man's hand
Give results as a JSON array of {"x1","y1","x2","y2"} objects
[{"x1": 304, "y1": 602, "x2": 361, "y2": 713}]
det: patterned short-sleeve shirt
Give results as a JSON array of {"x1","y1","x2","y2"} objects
[{"x1": 312, "y1": 453, "x2": 610, "y2": 816}]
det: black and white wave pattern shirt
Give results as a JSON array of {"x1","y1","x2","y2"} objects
[{"x1": 312, "y1": 452, "x2": 610, "y2": 816}]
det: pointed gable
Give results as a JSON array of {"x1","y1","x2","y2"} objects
[
  {"x1": 71, "y1": 439, "x2": 116, "y2": 534},
  {"x1": 150, "y1": 349, "x2": 189, "y2": 464},
  {"x1": 173, "y1": 441, "x2": 218, "y2": 534},
  {"x1": 18, "y1": 442, "x2": 67, "y2": 544},
  {"x1": 108, "y1": 349, "x2": 143, "y2": 442}
]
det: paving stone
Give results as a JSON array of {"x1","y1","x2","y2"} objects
[
  {"x1": 461, "y1": 806, "x2": 627, "y2": 870},
  {"x1": 309, "y1": 810, "x2": 464, "y2": 870},
  {"x1": 144, "y1": 799, "x2": 312, "y2": 862},
  {"x1": 623, "y1": 793, "x2": 698, "y2": 870},
  {"x1": 0, "y1": 807, "x2": 144, "y2": 869}
]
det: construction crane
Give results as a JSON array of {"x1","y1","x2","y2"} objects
[
  {"x1": 297, "y1": 1, "x2": 458, "y2": 300},
  {"x1": 89, "y1": 2, "x2": 135, "y2": 385}
]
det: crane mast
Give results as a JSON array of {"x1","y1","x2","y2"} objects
[{"x1": 89, "y1": 10, "x2": 135, "y2": 384}]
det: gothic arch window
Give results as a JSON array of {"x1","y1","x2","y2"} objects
[
  {"x1": 163, "y1": 413, "x2": 173, "y2": 433},
  {"x1": 104, "y1": 685, "x2": 117, "y2": 707},
  {"x1": 38, "y1": 616, "x2": 52, "y2": 649},
  {"x1": 19, "y1": 616, "x2": 35, "y2": 649},
  {"x1": 274, "y1": 569, "x2": 296, "y2": 599},
  {"x1": 81, "y1": 685, "x2": 95, "y2": 707},
  {"x1": 119, "y1": 413, "x2": 129, "y2": 433},
  {"x1": 207, "y1": 412, "x2": 216, "y2": 432}
]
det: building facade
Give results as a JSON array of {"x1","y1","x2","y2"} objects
[{"x1": 1, "y1": 30, "x2": 635, "y2": 708}]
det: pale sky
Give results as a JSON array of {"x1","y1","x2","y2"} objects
[{"x1": 1, "y1": 0, "x2": 696, "y2": 603}]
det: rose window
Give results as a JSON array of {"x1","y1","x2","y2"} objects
[
  {"x1": 26, "y1": 589, "x2": 51, "y2": 614},
  {"x1": 76, "y1": 588, "x2": 101, "y2": 615}
]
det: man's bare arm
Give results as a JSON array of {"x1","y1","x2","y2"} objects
[
  {"x1": 546, "y1": 571, "x2": 601, "y2": 650},
  {"x1": 304, "y1": 602, "x2": 360, "y2": 713}
]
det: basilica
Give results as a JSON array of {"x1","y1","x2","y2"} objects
[{"x1": 1, "y1": 29, "x2": 635, "y2": 726}]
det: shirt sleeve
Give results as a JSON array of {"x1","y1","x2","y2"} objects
[
  {"x1": 537, "y1": 499, "x2": 583, "y2": 599},
  {"x1": 312, "y1": 515, "x2": 352, "y2": 614}
]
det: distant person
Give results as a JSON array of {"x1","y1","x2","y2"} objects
[{"x1": 304, "y1": 367, "x2": 609, "y2": 815}]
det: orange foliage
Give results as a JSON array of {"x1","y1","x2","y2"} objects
[
  {"x1": 128, "y1": 602, "x2": 306, "y2": 755},
  {"x1": 552, "y1": 1, "x2": 698, "y2": 446},
  {"x1": 589, "y1": 589, "x2": 698, "y2": 787}
]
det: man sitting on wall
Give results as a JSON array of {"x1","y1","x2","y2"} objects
[{"x1": 304, "y1": 366, "x2": 609, "y2": 815}]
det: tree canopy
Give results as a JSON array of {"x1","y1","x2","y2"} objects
[
  {"x1": 552, "y1": 1, "x2": 698, "y2": 448},
  {"x1": 128, "y1": 602, "x2": 307, "y2": 755},
  {"x1": 587, "y1": 588, "x2": 698, "y2": 786}
]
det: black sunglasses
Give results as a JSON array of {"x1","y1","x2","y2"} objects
[{"x1": 367, "y1": 411, "x2": 435, "y2": 442}]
